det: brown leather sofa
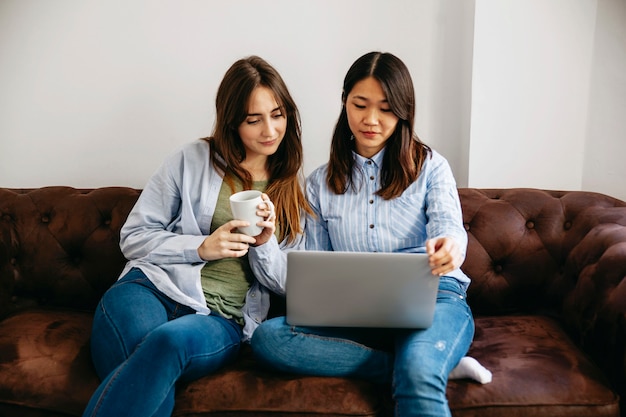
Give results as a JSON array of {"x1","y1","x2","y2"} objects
[{"x1": 0, "y1": 186, "x2": 624, "y2": 417}]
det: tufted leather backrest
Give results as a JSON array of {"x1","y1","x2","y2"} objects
[
  {"x1": 458, "y1": 188, "x2": 626, "y2": 317},
  {"x1": 1, "y1": 186, "x2": 625, "y2": 324},
  {"x1": 0, "y1": 187, "x2": 141, "y2": 317}
]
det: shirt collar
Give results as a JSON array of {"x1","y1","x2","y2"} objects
[{"x1": 353, "y1": 146, "x2": 386, "y2": 168}]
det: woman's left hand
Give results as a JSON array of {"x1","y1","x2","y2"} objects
[
  {"x1": 425, "y1": 236, "x2": 464, "y2": 276},
  {"x1": 251, "y1": 193, "x2": 276, "y2": 246}
]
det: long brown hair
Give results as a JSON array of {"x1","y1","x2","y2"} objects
[
  {"x1": 327, "y1": 52, "x2": 431, "y2": 199},
  {"x1": 203, "y1": 56, "x2": 311, "y2": 243}
]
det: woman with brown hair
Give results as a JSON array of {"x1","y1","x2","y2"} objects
[{"x1": 83, "y1": 56, "x2": 310, "y2": 417}]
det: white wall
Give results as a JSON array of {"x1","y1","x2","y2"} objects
[
  {"x1": 470, "y1": 0, "x2": 596, "y2": 191},
  {"x1": 421, "y1": 0, "x2": 475, "y2": 187},
  {"x1": 582, "y1": 0, "x2": 626, "y2": 199},
  {"x1": 469, "y1": 0, "x2": 626, "y2": 201},
  {"x1": 0, "y1": 0, "x2": 471, "y2": 189},
  {"x1": 1, "y1": 0, "x2": 624, "y2": 202}
]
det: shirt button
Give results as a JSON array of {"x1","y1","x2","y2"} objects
[
  {"x1": 369, "y1": 224, "x2": 375, "y2": 229},
  {"x1": 369, "y1": 176, "x2": 375, "y2": 180},
  {"x1": 369, "y1": 199, "x2": 374, "y2": 204},
  {"x1": 250, "y1": 292, "x2": 256, "y2": 298},
  {"x1": 366, "y1": 160, "x2": 372, "y2": 165}
]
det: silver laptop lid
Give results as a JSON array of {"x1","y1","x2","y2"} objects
[{"x1": 286, "y1": 250, "x2": 440, "y2": 328}]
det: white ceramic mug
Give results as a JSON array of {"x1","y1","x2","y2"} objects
[{"x1": 229, "y1": 190, "x2": 275, "y2": 236}]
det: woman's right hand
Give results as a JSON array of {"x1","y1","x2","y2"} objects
[
  {"x1": 197, "y1": 220, "x2": 257, "y2": 261},
  {"x1": 425, "y1": 236, "x2": 464, "y2": 276}
]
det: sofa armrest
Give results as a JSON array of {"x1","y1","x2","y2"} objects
[
  {"x1": 458, "y1": 188, "x2": 626, "y2": 406},
  {"x1": 564, "y1": 209, "x2": 626, "y2": 403}
]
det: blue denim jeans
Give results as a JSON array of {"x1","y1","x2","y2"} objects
[
  {"x1": 251, "y1": 277, "x2": 474, "y2": 417},
  {"x1": 83, "y1": 268, "x2": 243, "y2": 417}
]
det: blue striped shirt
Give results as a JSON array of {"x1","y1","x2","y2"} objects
[{"x1": 305, "y1": 147, "x2": 470, "y2": 287}]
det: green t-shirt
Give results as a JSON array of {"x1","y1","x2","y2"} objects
[{"x1": 201, "y1": 178, "x2": 267, "y2": 325}]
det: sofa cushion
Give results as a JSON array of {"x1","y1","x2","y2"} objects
[
  {"x1": 0, "y1": 309, "x2": 387, "y2": 417},
  {"x1": 0, "y1": 310, "x2": 619, "y2": 417},
  {"x1": 0, "y1": 309, "x2": 99, "y2": 416},
  {"x1": 174, "y1": 349, "x2": 388, "y2": 416},
  {"x1": 448, "y1": 315, "x2": 620, "y2": 417}
]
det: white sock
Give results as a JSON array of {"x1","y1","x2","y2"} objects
[{"x1": 448, "y1": 356, "x2": 492, "y2": 384}]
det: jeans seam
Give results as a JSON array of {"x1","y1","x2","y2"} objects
[
  {"x1": 187, "y1": 341, "x2": 240, "y2": 363},
  {"x1": 88, "y1": 358, "x2": 129, "y2": 417},
  {"x1": 98, "y1": 301, "x2": 130, "y2": 360},
  {"x1": 181, "y1": 337, "x2": 241, "y2": 380},
  {"x1": 289, "y1": 326, "x2": 382, "y2": 353}
]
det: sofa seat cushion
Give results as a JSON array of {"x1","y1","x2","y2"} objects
[
  {"x1": 174, "y1": 348, "x2": 387, "y2": 416},
  {"x1": 0, "y1": 309, "x2": 387, "y2": 417},
  {"x1": 448, "y1": 315, "x2": 620, "y2": 417},
  {"x1": 0, "y1": 309, "x2": 99, "y2": 416},
  {"x1": 0, "y1": 311, "x2": 620, "y2": 417}
]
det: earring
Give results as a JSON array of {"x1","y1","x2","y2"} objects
[{"x1": 350, "y1": 134, "x2": 354, "y2": 141}]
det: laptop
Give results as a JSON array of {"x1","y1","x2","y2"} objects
[{"x1": 286, "y1": 250, "x2": 440, "y2": 328}]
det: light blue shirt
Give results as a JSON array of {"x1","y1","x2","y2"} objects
[
  {"x1": 305, "y1": 147, "x2": 470, "y2": 288},
  {"x1": 119, "y1": 140, "x2": 304, "y2": 341}
]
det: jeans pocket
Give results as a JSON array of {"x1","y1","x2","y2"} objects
[
  {"x1": 437, "y1": 289, "x2": 464, "y2": 301},
  {"x1": 436, "y1": 286, "x2": 469, "y2": 314}
]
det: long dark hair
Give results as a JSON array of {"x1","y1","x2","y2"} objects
[
  {"x1": 203, "y1": 56, "x2": 311, "y2": 243},
  {"x1": 327, "y1": 51, "x2": 431, "y2": 199}
]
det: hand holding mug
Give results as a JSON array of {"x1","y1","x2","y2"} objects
[
  {"x1": 197, "y1": 220, "x2": 256, "y2": 261},
  {"x1": 229, "y1": 190, "x2": 276, "y2": 238}
]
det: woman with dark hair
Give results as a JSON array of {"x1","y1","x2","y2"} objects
[
  {"x1": 83, "y1": 56, "x2": 311, "y2": 417},
  {"x1": 251, "y1": 52, "x2": 490, "y2": 417}
]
